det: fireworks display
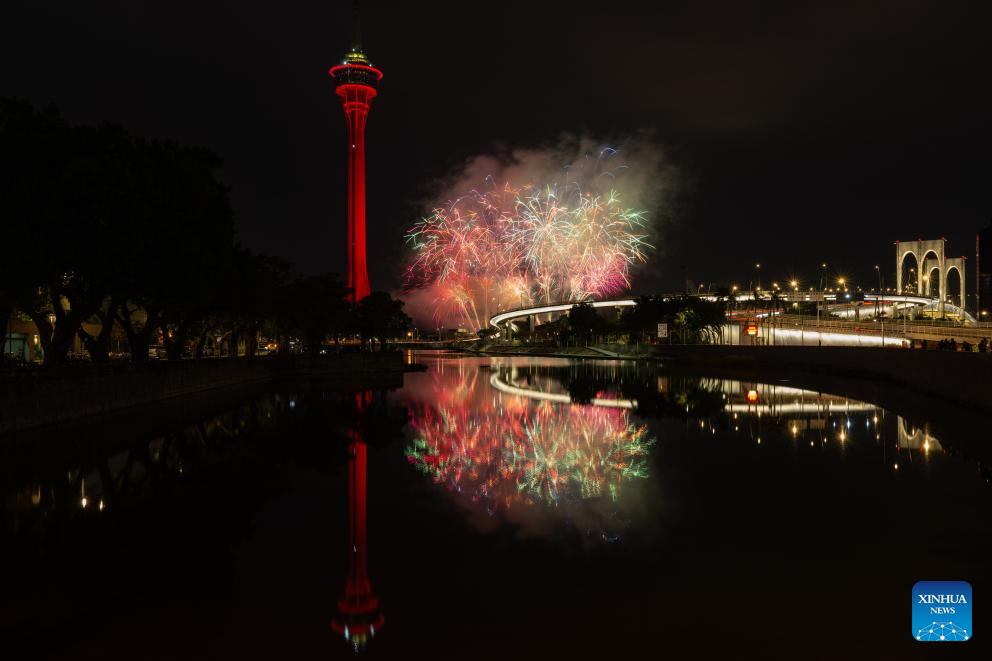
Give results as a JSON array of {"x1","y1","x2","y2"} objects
[
  {"x1": 403, "y1": 151, "x2": 654, "y2": 330},
  {"x1": 403, "y1": 360, "x2": 654, "y2": 512}
]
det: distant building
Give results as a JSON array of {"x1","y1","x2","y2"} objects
[
  {"x1": 4, "y1": 313, "x2": 40, "y2": 363},
  {"x1": 4, "y1": 310, "x2": 106, "y2": 363},
  {"x1": 978, "y1": 222, "x2": 992, "y2": 318}
]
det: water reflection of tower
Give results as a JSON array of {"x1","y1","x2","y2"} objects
[{"x1": 331, "y1": 392, "x2": 383, "y2": 650}]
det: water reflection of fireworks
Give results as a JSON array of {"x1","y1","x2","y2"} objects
[{"x1": 404, "y1": 366, "x2": 653, "y2": 512}]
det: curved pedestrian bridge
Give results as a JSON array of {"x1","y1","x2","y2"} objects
[{"x1": 488, "y1": 293, "x2": 978, "y2": 331}]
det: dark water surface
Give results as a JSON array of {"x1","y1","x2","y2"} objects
[{"x1": 2, "y1": 352, "x2": 990, "y2": 659}]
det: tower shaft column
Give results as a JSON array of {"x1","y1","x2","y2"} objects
[{"x1": 343, "y1": 94, "x2": 372, "y2": 302}]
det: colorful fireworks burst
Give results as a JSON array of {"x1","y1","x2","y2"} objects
[{"x1": 404, "y1": 173, "x2": 652, "y2": 330}]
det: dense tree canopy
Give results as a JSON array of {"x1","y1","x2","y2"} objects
[{"x1": 0, "y1": 99, "x2": 408, "y2": 365}]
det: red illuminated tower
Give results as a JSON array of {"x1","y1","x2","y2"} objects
[
  {"x1": 331, "y1": 393, "x2": 383, "y2": 650},
  {"x1": 329, "y1": 5, "x2": 382, "y2": 302}
]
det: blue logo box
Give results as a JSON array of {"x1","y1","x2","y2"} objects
[{"x1": 913, "y1": 581, "x2": 972, "y2": 641}]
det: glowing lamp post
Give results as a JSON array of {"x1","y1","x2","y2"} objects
[{"x1": 817, "y1": 263, "x2": 828, "y2": 346}]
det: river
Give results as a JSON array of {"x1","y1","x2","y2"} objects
[{"x1": 1, "y1": 351, "x2": 989, "y2": 658}]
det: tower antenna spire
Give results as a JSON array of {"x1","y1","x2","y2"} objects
[{"x1": 351, "y1": 0, "x2": 363, "y2": 52}]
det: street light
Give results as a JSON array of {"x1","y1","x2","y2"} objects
[
  {"x1": 874, "y1": 265, "x2": 882, "y2": 319},
  {"x1": 817, "y1": 263, "x2": 828, "y2": 346}
]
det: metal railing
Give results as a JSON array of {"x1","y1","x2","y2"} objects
[{"x1": 766, "y1": 314, "x2": 992, "y2": 340}]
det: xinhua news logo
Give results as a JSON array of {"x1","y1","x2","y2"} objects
[{"x1": 912, "y1": 581, "x2": 972, "y2": 641}]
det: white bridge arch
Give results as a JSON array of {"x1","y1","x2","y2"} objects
[
  {"x1": 489, "y1": 299, "x2": 637, "y2": 331},
  {"x1": 894, "y1": 238, "x2": 967, "y2": 314}
]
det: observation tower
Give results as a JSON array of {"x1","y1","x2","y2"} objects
[{"x1": 329, "y1": 5, "x2": 382, "y2": 302}]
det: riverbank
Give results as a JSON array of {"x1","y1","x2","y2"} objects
[
  {"x1": 473, "y1": 343, "x2": 992, "y2": 413},
  {"x1": 652, "y1": 345, "x2": 992, "y2": 412},
  {"x1": 0, "y1": 353, "x2": 404, "y2": 435}
]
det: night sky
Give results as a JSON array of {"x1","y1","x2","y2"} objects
[{"x1": 3, "y1": 1, "x2": 991, "y2": 293}]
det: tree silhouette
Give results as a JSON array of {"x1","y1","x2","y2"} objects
[
  {"x1": 282, "y1": 273, "x2": 352, "y2": 355},
  {"x1": 566, "y1": 302, "x2": 604, "y2": 344},
  {"x1": 355, "y1": 292, "x2": 411, "y2": 351}
]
